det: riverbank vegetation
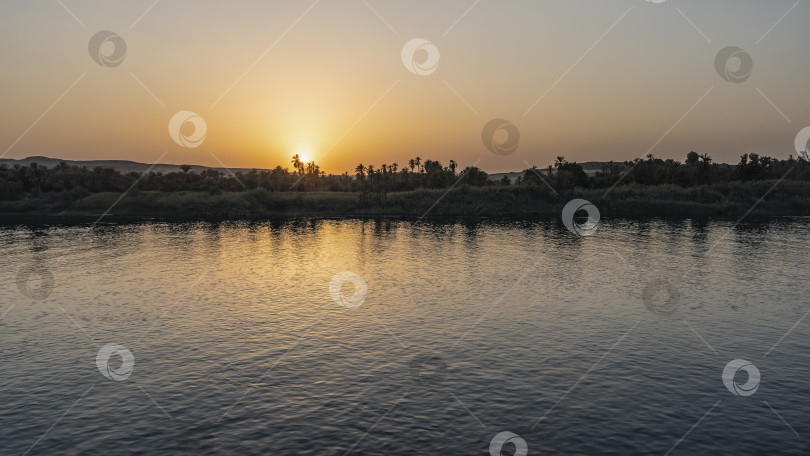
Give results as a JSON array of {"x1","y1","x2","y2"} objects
[{"x1": 1, "y1": 152, "x2": 809, "y2": 218}]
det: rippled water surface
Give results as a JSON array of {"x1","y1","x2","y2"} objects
[{"x1": 2, "y1": 218, "x2": 810, "y2": 455}]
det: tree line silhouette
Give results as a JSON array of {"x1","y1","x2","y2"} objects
[{"x1": 0, "y1": 152, "x2": 807, "y2": 206}]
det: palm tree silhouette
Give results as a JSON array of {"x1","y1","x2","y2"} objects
[
  {"x1": 291, "y1": 154, "x2": 303, "y2": 175},
  {"x1": 355, "y1": 164, "x2": 366, "y2": 202}
]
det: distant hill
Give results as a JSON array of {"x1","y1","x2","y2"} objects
[
  {"x1": 0, "y1": 156, "x2": 262, "y2": 175},
  {"x1": 6, "y1": 156, "x2": 611, "y2": 178},
  {"x1": 2, "y1": 156, "x2": 728, "y2": 180},
  {"x1": 488, "y1": 161, "x2": 606, "y2": 182}
]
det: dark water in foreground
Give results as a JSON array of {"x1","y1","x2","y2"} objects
[{"x1": 1, "y1": 218, "x2": 809, "y2": 455}]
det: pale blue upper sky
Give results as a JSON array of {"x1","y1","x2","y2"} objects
[{"x1": 1, "y1": 0, "x2": 809, "y2": 172}]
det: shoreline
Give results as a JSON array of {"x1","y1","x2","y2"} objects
[{"x1": 1, "y1": 181, "x2": 809, "y2": 224}]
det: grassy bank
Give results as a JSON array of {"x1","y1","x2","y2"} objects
[{"x1": 2, "y1": 180, "x2": 810, "y2": 219}]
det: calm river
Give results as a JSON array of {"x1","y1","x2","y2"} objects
[{"x1": 1, "y1": 218, "x2": 809, "y2": 455}]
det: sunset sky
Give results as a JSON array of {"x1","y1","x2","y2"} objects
[{"x1": 1, "y1": 0, "x2": 809, "y2": 173}]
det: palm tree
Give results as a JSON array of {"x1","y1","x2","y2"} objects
[
  {"x1": 415, "y1": 156, "x2": 422, "y2": 173},
  {"x1": 291, "y1": 154, "x2": 303, "y2": 175},
  {"x1": 408, "y1": 159, "x2": 415, "y2": 172},
  {"x1": 355, "y1": 164, "x2": 366, "y2": 201},
  {"x1": 699, "y1": 153, "x2": 712, "y2": 164},
  {"x1": 380, "y1": 164, "x2": 389, "y2": 199},
  {"x1": 449, "y1": 160, "x2": 457, "y2": 174}
]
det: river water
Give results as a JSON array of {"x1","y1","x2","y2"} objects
[{"x1": 1, "y1": 218, "x2": 809, "y2": 455}]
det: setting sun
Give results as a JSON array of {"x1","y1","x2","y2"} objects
[{"x1": 296, "y1": 148, "x2": 312, "y2": 163}]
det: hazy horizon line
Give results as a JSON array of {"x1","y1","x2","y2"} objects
[{"x1": 0, "y1": 151, "x2": 777, "y2": 176}]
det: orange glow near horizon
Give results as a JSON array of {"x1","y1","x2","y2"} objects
[
  {"x1": 2, "y1": 2, "x2": 810, "y2": 174},
  {"x1": 296, "y1": 148, "x2": 312, "y2": 164}
]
